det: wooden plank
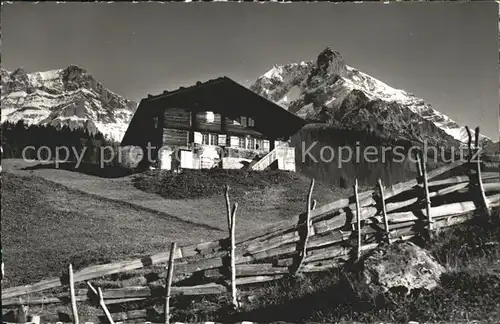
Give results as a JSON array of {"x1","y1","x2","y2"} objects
[
  {"x1": 164, "y1": 108, "x2": 190, "y2": 129},
  {"x1": 233, "y1": 275, "x2": 284, "y2": 286},
  {"x1": 381, "y1": 160, "x2": 465, "y2": 200},
  {"x1": 387, "y1": 194, "x2": 500, "y2": 224},
  {"x1": 2, "y1": 249, "x2": 186, "y2": 300},
  {"x1": 427, "y1": 173, "x2": 499, "y2": 187},
  {"x1": 203, "y1": 263, "x2": 290, "y2": 278},
  {"x1": 162, "y1": 128, "x2": 189, "y2": 146},
  {"x1": 483, "y1": 183, "x2": 500, "y2": 192},
  {"x1": 95, "y1": 283, "x2": 227, "y2": 299},
  {"x1": 435, "y1": 182, "x2": 469, "y2": 196},
  {"x1": 2, "y1": 295, "x2": 146, "y2": 307}
]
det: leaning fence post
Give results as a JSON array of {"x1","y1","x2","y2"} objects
[
  {"x1": 291, "y1": 178, "x2": 315, "y2": 276},
  {"x1": 465, "y1": 126, "x2": 473, "y2": 161},
  {"x1": 377, "y1": 178, "x2": 390, "y2": 243},
  {"x1": 229, "y1": 202, "x2": 239, "y2": 310},
  {"x1": 418, "y1": 152, "x2": 433, "y2": 236},
  {"x1": 87, "y1": 282, "x2": 115, "y2": 324},
  {"x1": 225, "y1": 185, "x2": 232, "y2": 232},
  {"x1": 476, "y1": 154, "x2": 491, "y2": 218},
  {"x1": 354, "y1": 179, "x2": 362, "y2": 260},
  {"x1": 473, "y1": 127, "x2": 491, "y2": 219},
  {"x1": 164, "y1": 242, "x2": 177, "y2": 324},
  {"x1": 68, "y1": 264, "x2": 79, "y2": 324}
]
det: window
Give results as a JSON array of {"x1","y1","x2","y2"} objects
[
  {"x1": 247, "y1": 137, "x2": 256, "y2": 150},
  {"x1": 209, "y1": 134, "x2": 218, "y2": 146},
  {"x1": 153, "y1": 117, "x2": 159, "y2": 129},
  {"x1": 238, "y1": 137, "x2": 246, "y2": 149},
  {"x1": 206, "y1": 111, "x2": 215, "y2": 123},
  {"x1": 248, "y1": 117, "x2": 255, "y2": 127},
  {"x1": 256, "y1": 139, "x2": 263, "y2": 150},
  {"x1": 240, "y1": 116, "x2": 247, "y2": 127},
  {"x1": 202, "y1": 133, "x2": 209, "y2": 145}
]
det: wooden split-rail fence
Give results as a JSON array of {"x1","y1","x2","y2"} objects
[{"x1": 2, "y1": 126, "x2": 500, "y2": 324}]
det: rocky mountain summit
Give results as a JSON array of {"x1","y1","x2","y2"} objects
[
  {"x1": 251, "y1": 47, "x2": 491, "y2": 148},
  {"x1": 1, "y1": 65, "x2": 137, "y2": 141}
]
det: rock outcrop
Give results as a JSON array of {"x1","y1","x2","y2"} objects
[{"x1": 352, "y1": 241, "x2": 446, "y2": 298}]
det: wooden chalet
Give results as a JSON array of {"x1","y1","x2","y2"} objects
[{"x1": 120, "y1": 77, "x2": 306, "y2": 171}]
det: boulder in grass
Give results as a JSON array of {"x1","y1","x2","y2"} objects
[{"x1": 356, "y1": 241, "x2": 446, "y2": 297}]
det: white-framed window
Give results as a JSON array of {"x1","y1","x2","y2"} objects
[
  {"x1": 206, "y1": 111, "x2": 215, "y2": 123},
  {"x1": 247, "y1": 137, "x2": 255, "y2": 150},
  {"x1": 248, "y1": 117, "x2": 255, "y2": 127},
  {"x1": 238, "y1": 137, "x2": 246, "y2": 149},
  {"x1": 202, "y1": 133, "x2": 209, "y2": 145},
  {"x1": 256, "y1": 139, "x2": 263, "y2": 150},
  {"x1": 153, "y1": 116, "x2": 159, "y2": 129},
  {"x1": 240, "y1": 116, "x2": 247, "y2": 127},
  {"x1": 209, "y1": 134, "x2": 218, "y2": 146}
]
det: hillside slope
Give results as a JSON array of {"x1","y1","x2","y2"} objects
[
  {"x1": 1, "y1": 65, "x2": 137, "y2": 141},
  {"x1": 1, "y1": 171, "x2": 221, "y2": 288}
]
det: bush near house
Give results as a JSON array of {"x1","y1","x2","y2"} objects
[{"x1": 132, "y1": 168, "x2": 345, "y2": 200}]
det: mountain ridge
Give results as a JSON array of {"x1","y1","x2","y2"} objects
[
  {"x1": 1, "y1": 65, "x2": 137, "y2": 142},
  {"x1": 251, "y1": 47, "x2": 491, "y2": 148}
]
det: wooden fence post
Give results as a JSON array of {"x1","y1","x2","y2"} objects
[
  {"x1": 164, "y1": 242, "x2": 176, "y2": 324},
  {"x1": 418, "y1": 152, "x2": 433, "y2": 236},
  {"x1": 16, "y1": 305, "x2": 28, "y2": 323},
  {"x1": 465, "y1": 126, "x2": 473, "y2": 161},
  {"x1": 229, "y1": 202, "x2": 239, "y2": 309},
  {"x1": 68, "y1": 264, "x2": 79, "y2": 324},
  {"x1": 354, "y1": 179, "x2": 362, "y2": 260},
  {"x1": 291, "y1": 178, "x2": 315, "y2": 276},
  {"x1": 225, "y1": 185, "x2": 232, "y2": 232},
  {"x1": 377, "y1": 178, "x2": 390, "y2": 243},
  {"x1": 473, "y1": 127, "x2": 491, "y2": 219},
  {"x1": 87, "y1": 282, "x2": 115, "y2": 324},
  {"x1": 416, "y1": 153, "x2": 423, "y2": 181}
]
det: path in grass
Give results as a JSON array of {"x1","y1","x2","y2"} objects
[
  {"x1": 1, "y1": 171, "x2": 223, "y2": 288},
  {"x1": 3, "y1": 159, "x2": 351, "y2": 233}
]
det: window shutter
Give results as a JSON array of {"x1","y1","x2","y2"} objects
[{"x1": 194, "y1": 132, "x2": 203, "y2": 144}]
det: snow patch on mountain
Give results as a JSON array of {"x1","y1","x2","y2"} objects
[{"x1": 1, "y1": 65, "x2": 137, "y2": 142}]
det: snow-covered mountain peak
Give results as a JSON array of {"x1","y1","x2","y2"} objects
[
  {"x1": 1, "y1": 65, "x2": 137, "y2": 142},
  {"x1": 251, "y1": 47, "x2": 490, "y2": 146}
]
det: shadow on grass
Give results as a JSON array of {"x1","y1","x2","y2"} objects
[{"x1": 21, "y1": 161, "x2": 134, "y2": 179}]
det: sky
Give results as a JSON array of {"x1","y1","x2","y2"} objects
[{"x1": 2, "y1": 2, "x2": 499, "y2": 139}]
